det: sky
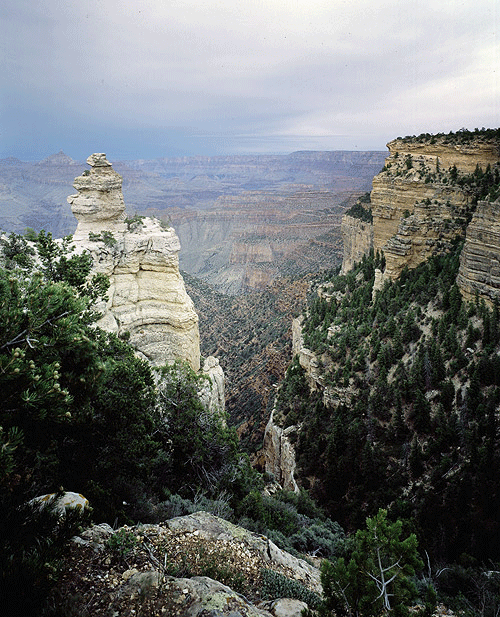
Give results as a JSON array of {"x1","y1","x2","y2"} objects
[{"x1": 1, "y1": 0, "x2": 499, "y2": 161}]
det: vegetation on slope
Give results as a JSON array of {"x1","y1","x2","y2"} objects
[
  {"x1": 0, "y1": 230, "x2": 347, "y2": 616},
  {"x1": 397, "y1": 127, "x2": 500, "y2": 144},
  {"x1": 0, "y1": 231, "x2": 260, "y2": 614},
  {"x1": 277, "y1": 243, "x2": 500, "y2": 569}
]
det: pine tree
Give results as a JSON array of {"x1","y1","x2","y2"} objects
[{"x1": 320, "y1": 509, "x2": 423, "y2": 616}]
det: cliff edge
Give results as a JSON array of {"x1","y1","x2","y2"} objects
[{"x1": 340, "y1": 130, "x2": 500, "y2": 305}]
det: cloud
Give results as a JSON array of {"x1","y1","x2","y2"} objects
[{"x1": 1, "y1": 0, "x2": 498, "y2": 158}]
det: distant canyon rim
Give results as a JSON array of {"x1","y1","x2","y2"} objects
[{"x1": 0, "y1": 150, "x2": 386, "y2": 293}]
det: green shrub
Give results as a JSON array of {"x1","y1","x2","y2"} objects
[
  {"x1": 106, "y1": 527, "x2": 138, "y2": 558},
  {"x1": 261, "y1": 568, "x2": 321, "y2": 608}
]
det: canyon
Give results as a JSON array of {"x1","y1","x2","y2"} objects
[
  {"x1": 271, "y1": 131, "x2": 500, "y2": 497},
  {"x1": 0, "y1": 150, "x2": 386, "y2": 293}
]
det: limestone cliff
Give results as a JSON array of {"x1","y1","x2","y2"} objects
[
  {"x1": 69, "y1": 154, "x2": 201, "y2": 370},
  {"x1": 371, "y1": 140, "x2": 480, "y2": 279},
  {"x1": 340, "y1": 214, "x2": 373, "y2": 275},
  {"x1": 341, "y1": 133, "x2": 500, "y2": 285},
  {"x1": 457, "y1": 198, "x2": 500, "y2": 305}
]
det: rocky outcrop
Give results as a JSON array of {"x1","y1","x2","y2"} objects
[
  {"x1": 457, "y1": 198, "x2": 500, "y2": 305},
  {"x1": 340, "y1": 214, "x2": 373, "y2": 274},
  {"x1": 51, "y1": 512, "x2": 321, "y2": 616},
  {"x1": 385, "y1": 138, "x2": 499, "y2": 174},
  {"x1": 263, "y1": 409, "x2": 300, "y2": 493},
  {"x1": 30, "y1": 491, "x2": 90, "y2": 516},
  {"x1": 381, "y1": 195, "x2": 470, "y2": 280},
  {"x1": 68, "y1": 154, "x2": 201, "y2": 371},
  {"x1": 199, "y1": 356, "x2": 226, "y2": 415},
  {"x1": 339, "y1": 137, "x2": 499, "y2": 277},
  {"x1": 292, "y1": 315, "x2": 354, "y2": 408},
  {"x1": 164, "y1": 511, "x2": 321, "y2": 592}
]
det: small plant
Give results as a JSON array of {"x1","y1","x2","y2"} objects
[
  {"x1": 106, "y1": 528, "x2": 138, "y2": 558},
  {"x1": 88, "y1": 231, "x2": 117, "y2": 247},
  {"x1": 125, "y1": 214, "x2": 145, "y2": 231},
  {"x1": 101, "y1": 231, "x2": 117, "y2": 247},
  {"x1": 260, "y1": 568, "x2": 321, "y2": 608}
]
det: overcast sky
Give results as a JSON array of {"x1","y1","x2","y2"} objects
[{"x1": 1, "y1": 0, "x2": 498, "y2": 160}]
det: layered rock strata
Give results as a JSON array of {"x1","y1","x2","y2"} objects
[
  {"x1": 385, "y1": 138, "x2": 499, "y2": 174},
  {"x1": 340, "y1": 214, "x2": 373, "y2": 274},
  {"x1": 68, "y1": 154, "x2": 201, "y2": 371},
  {"x1": 340, "y1": 136, "x2": 500, "y2": 280},
  {"x1": 370, "y1": 142, "x2": 477, "y2": 279},
  {"x1": 457, "y1": 198, "x2": 500, "y2": 305}
]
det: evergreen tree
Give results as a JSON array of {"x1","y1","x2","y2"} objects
[{"x1": 319, "y1": 509, "x2": 423, "y2": 617}]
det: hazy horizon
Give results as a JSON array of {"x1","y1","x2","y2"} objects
[{"x1": 2, "y1": 0, "x2": 498, "y2": 162}]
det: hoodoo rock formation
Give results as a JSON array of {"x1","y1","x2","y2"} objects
[{"x1": 69, "y1": 154, "x2": 201, "y2": 371}]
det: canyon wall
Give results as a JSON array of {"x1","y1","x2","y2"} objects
[
  {"x1": 341, "y1": 135, "x2": 500, "y2": 299},
  {"x1": 340, "y1": 214, "x2": 373, "y2": 274},
  {"x1": 370, "y1": 139, "x2": 486, "y2": 279},
  {"x1": 166, "y1": 190, "x2": 351, "y2": 293},
  {"x1": 457, "y1": 198, "x2": 500, "y2": 305}
]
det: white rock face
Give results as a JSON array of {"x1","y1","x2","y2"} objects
[
  {"x1": 69, "y1": 154, "x2": 201, "y2": 371},
  {"x1": 263, "y1": 408, "x2": 300, "y2": 493},
  {"x1": 199, "y1": 356, "x2": 226, "y2": 416}
]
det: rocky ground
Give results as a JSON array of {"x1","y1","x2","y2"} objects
[
  {"x1": 47, "y1": 512, "x2": 458, "y2": 617},
  {"x1": 48, "y1": 512, "x2": 320, "y2": 617}
]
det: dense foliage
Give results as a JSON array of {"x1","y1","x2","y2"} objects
[
  {"x1": 0, "y1": 231, "x2": 259, "y2": 614},
  {"x1": 277, "y1": 242, "x2": 500, "y2": 570}
]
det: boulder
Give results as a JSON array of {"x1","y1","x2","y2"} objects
[
  {"x1": 165, "y1": 511, "x2": 321, "y2": 594},
  {"x1": 30, "y1": 491, "x2": 89, "y2": 516},
  {"x1": 258, "y1": 598, "x2": 308, "y2": 617}
]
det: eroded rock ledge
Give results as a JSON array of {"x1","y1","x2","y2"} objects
[{"x1": 340, "y1": 135, "x2": 500, "y2": 307}]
